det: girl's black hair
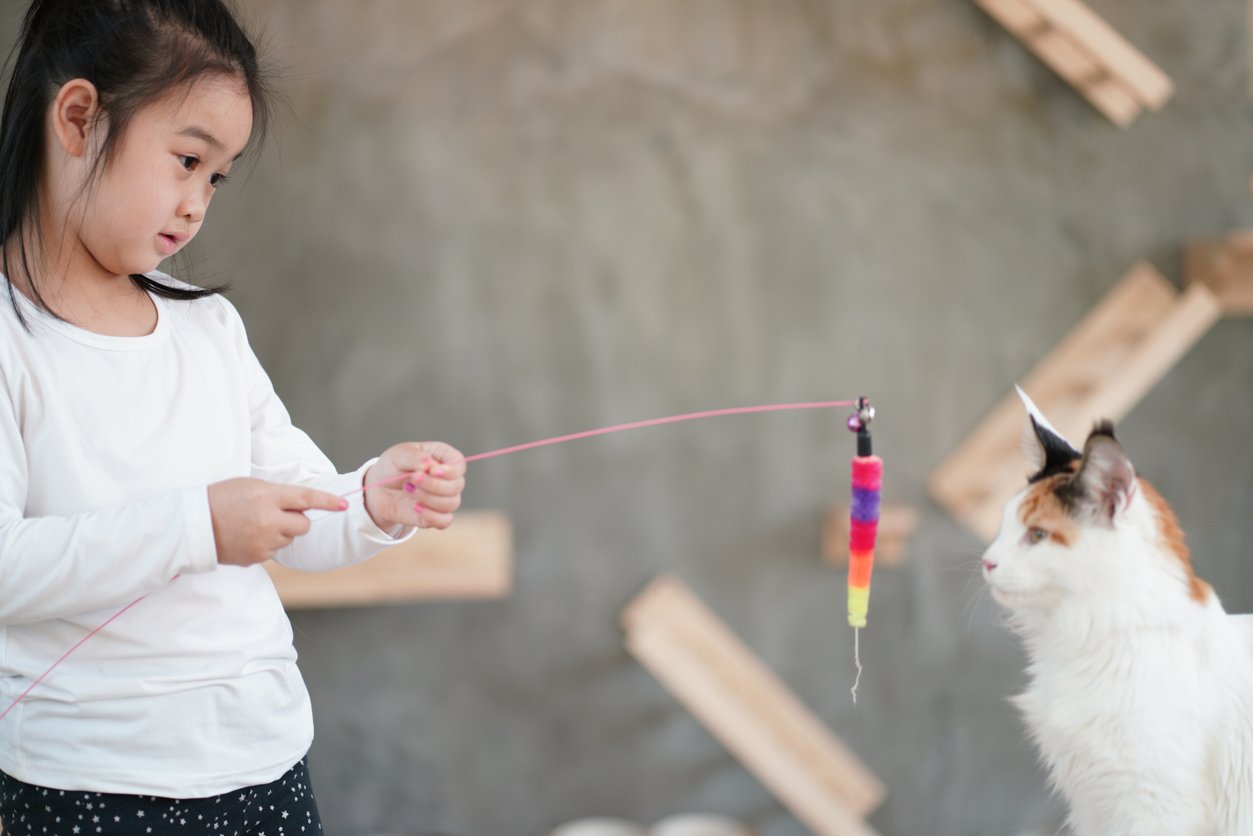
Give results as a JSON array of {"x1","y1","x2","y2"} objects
[{"x1": 0, "y1": 0, "x2": 273, "y2": 328}]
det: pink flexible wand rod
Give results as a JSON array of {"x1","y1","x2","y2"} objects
[
  {"x1": 343, "y1": 400, "x2": 860, "y2": 498},
  {"x1": 1, "y1": 398, "x2": 858, "y2": 721}
]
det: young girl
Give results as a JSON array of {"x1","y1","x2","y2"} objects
[{"x1": 0, "y1": 1, "x2": 467, "y2": 832}]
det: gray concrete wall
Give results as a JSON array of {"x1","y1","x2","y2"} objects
[{"x1": 5, "y1": 1, "x2": 1253, "y2": 833}]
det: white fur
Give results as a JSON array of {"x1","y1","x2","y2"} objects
[
  {"x1": 984, "y1": 484, "x2": 1253, "y2": 835},
  {"x1": 1015, "y1": 384, "x2": 1072, "y2": 448}
]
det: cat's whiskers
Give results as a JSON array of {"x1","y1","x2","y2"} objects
[
  {"x1": 931, "y1": 547, "x2": 994, "y2": 631},
  {"x1": 960, "y1": 566, "x2": 993, "y2": 631}
]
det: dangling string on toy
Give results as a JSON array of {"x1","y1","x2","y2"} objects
[
  {"x1": 847, "y1": 397, "x2": 881, "y2": 704},
  {"x1": 2, "y1": 399, "x2": 866, "y2": 721}
]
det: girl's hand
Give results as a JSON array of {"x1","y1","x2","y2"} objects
[
  {"x1": 208, "y1": 478, "x2": 348, "y2": 566},
  {"x1": 363, "y1": 442, "x2": 466, "y2": 531}
]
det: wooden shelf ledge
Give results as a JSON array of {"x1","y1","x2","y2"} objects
[{"x1": 265, "y1": 511, "x2": 512, "y2": 609}]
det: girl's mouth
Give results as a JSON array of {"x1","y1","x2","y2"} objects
[{"x1": 158, "y1": 233, "x2": 182, "y2": 256}]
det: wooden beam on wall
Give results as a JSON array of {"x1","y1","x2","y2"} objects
[
  {"x1": 973, "y1": 0, "x2": 1173, "y2": 127},
  {"x1": 930, "y1": 263, "x2": 1221, "y2": 541},
  {"x1": 265, "y1": 511, "x2": 512, "y2": 609},
  {"x1": 1185, "y1": 231, "x2": 1253, "y2": 316},
  {"x1": 622, "y1": 575, "x2": 885, "y2": 836}
]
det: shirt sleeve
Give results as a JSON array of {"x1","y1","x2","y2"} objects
[
  {"x1": 0, "y1": 380, "x2": 218, "y2": 626},
  {"x1": 222, "y1": 297, "x2": 414, "y2": 572}
]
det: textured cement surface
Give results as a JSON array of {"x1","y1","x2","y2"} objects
[{"x1": 3, "y1": 1, "x2": 1252, "y2": 833}]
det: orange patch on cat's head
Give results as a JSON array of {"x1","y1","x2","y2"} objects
[
  {"x1": 1137, "y1": 478, "x2": 1209, "y2": 603},
  {"x1": 1018, "y1": 474, "x2": 1080, "y2": 548}
]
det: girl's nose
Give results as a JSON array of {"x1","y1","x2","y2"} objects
[{"x1": 179, "y1": 190, "x2": 208, "y2": 224}]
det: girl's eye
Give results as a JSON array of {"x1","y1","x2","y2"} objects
[
  {"x1": 1027, "y1": 527, "x2": 1049, "y2": 545},
  {"x1": 179, "y1": 156, "x2": 228, "y2": 188}
]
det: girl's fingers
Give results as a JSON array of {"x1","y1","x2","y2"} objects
[
  {"x1": 399, "y1": 474, "x2": 463, "y2": 501},
  {"x1": 370, "y1": 442, "x2": 465, "y2": 530},
  {"x1": 414, "y1": 476, "x2": 464, "y2": 498},
  {"x1": 282, "y1": 486, "x2": 350, "y2": 513},
  {"x1": 431, "y1": 462, "x2": 466, "y2": 480},
  {"x1": 390, "y1": 445, "x2": 434, "y2": 473},
  {"x1": 278, "y1": 511, "x2": 313, "y2": 539},
  {"x1": 416, "y1": 508, "x2": 454, "y2": 530},
  {"x1": 423, "y1": 444, "x2": 467, "y2": 477},
  {"x1": 375, "y1": 492, "x2": 456, "y2": 529},
  {"x1": 412, "y1": 491, "x2": 461, "y2": 515}
]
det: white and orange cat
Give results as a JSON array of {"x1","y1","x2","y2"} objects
[{"x1": 982, "y1": 390, "x2": 1253, "y2": 836}]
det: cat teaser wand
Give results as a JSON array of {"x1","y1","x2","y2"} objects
[
  {"x1": 2, "y1": 399, "x2": 868, "y2": 721},
  {"x1": 847, "y1": 397, "x2": 881, "y2": 702}
]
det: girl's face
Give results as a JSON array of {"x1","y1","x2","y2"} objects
[{"x1": 78, "y1": 75, "x2": 253, "y2": 279}]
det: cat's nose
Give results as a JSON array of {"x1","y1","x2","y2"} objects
[{"x1": 982, "y1": 559, "x2": 998, "y2": 572}]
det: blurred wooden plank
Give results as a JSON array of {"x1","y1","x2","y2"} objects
[
  {"x1": 930, "y1": 263, "x2": 1220, "y2": 541},
  {"x1": 1029, "y1": 29, "x2": 1140, "y2": 126},
  {"x1": 972, "y1": 0, "x2": 1171, "y2": 126},
  {"x1": 1079, "y1": 282, "x2": 1221, "y2": 422},
  {"x1": 622, "y1": 575, "x2": 884, "y2": 836},
  {"x1": 1028, "y1": 26, "x2": 1101, "y2": 80},
  {"x1": 265, "y1": 511, "x2": 512, "y2": 608},
  {"x1": 1185, "y1": 232, "x2": 1253, "y2": 315},
  {"x1": 975, "y1": 0, "x2": 1048, "y2": 37},
  {"x1": 1027, "y1": 0, "x2": 1173, "y2": 109},
  {"x1": 1077, "y1": 75, "x2": 1141, "y2": 128}
]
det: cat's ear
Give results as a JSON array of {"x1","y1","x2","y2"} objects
[
  {"x1": 1067, "y1": 422, "x2": 1137, "y2": 525},
  {"x1": 1016, "y1": 385, "x2": 1081, "y2": 480}
]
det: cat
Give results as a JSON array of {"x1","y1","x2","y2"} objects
[{"x1": 981, "y1": 391, "x2": 1253, "y2": 836}]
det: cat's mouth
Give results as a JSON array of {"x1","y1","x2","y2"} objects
[
  {"x1": 988, "y1": 582, "x2": 1032, "y2": 609},
  {"x1": 988, "y1": 582, "x2": 1059, "y2": 613},
  {"x1": 989, "y1": 586, "x2": 1018, "y2": 606}
]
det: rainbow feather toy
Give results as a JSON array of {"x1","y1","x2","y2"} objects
[{"x1": 847, "y1": 398, "x2": 881, "y2": 629}]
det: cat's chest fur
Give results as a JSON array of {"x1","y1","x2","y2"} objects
[{"x1": 1014, "y1": 615, "x2": 1253, "y2": 835}]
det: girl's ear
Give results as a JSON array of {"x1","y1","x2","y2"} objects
[
  {"x1": 1070, "y1": 423, "x2": 1136, "y2": 525},
  {"x1": 50, "y1": 79, "x2": 102, "y2": 158}
]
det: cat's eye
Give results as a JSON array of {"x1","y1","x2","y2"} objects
[{"x1": 1026, "y1": 527, "x2": 1049, "y2": 545}]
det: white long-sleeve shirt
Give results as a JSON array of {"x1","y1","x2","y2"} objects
[{"x1": 0, "y1": 274, "x2": 407, "y2": 797}]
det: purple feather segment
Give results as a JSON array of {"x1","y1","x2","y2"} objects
[
  {"x1": 850, "y1": 454, "x2": 883, "y2": 523},
  {"x1": 851, "y1": 486, "x2": 881, "y2": 523}
]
